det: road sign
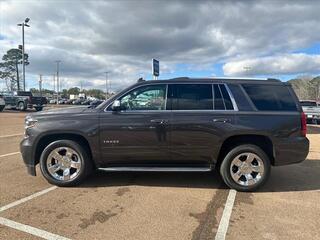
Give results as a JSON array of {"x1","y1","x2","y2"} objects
[{"x1": 152, "y1": 59, "x2": 159, "y2": 77}]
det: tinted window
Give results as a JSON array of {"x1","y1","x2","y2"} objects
[
  {"x1": 168, "y1": 84, "x2": 213, "y2": 110},
  {"x1": 119, "y1": 84, "x2": 166, "y2": 110},
  {"x1": 242, "y1": 84, "x2": 297, "y2": 111},
  {"x1": 300, "y1": 101, "x2": 317, "y2": 107},
  {"x1": 228, "y1": 84, "x2": 253, "y2": 111},
  {"x1": 214, "y1": 85, "x2": 225, "y2": 110}
]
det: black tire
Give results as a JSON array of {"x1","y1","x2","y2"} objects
[
  {"x1": 18, "y1": 101, "x2": 26, "y2": 111},
  {"x1": 0, "y1": 105, "x2": 4, "y2": 112},
  {"x1": 40, "y1": 140, "x2": 93, "y2": 187},
  {"x1": 35, "y1": 106, "x2": 43, "y2": 111},
  {"x1": 220, "y1": 144, "x2": 271, "y2": 192}
]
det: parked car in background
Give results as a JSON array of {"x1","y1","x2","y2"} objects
[
  {"x1": 20, "y1": 77, "x2": 309, "y2": 192},
  {"x1": 0, "y1": 94, "x2": 5, "y2": 112},
  {"x1": 49, "y1": 99, "x2": 57, "y2": 104},
  {"x1": 300, "y1": 100, "x2": 320, "y2": 124},
  {"x1": 73, "y1": 98, "x2": 85, "y2": 105},
  {"x1": 16, "y1": 91, "x2": 47, "y2": 111},
  {"x1": 58, "y1": 98, "x2": 68, "y2": 104},
  {"x1": 66, "y1": 99, "x2": 74, "y2": 104},
  {"x1": 81, "y1": 99, "x2": 92, "y2": 105},
  {"x1": 90, "y1": 99, "x2": 104, "y2": 108},
  {"x1": 1, "y1": 91, "x2": 47, "y2": 111}
]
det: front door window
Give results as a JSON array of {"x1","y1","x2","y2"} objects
[{"x1": 119, "y1": 85, "x2": 167, "y2": 111}]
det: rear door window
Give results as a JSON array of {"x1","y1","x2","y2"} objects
[
  {"x1": 242, "y1": 84, "x2": 297, "y2": 111},
  {"x1": 167, "y1": 84, "x2": 213, "y2": 110}
]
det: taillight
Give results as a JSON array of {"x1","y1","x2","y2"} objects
[
  {"x1": 301, "y1": 112, "x2": 307, "y2": 137},
  {"x1": 29, "y1": 96, "x2": 32, "y2": 102}
]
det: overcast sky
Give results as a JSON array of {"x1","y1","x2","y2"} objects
[{"x1": 1, "y1": 0, "x2": 320, "y2": 91}]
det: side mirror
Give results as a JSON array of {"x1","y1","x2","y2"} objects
[{"x1": 112, "y1": 100, "x2": 121, "y2": 111}]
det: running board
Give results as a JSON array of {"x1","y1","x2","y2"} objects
[{"x1": 98, "y1": 167, "x2": 212, "y2": 172}]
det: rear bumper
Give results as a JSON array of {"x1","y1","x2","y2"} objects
[
  {"x1": 20, "y1": 137, "x2": 36, "y2": 176},
  {"x1": 274, "y1": 137, "x2": 309, "y2": 166}
]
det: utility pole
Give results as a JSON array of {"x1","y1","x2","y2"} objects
[
  {"x1": 39, "y1": 74, "x2": 42, "y2": 97},
  {"x1": 17, "y1": 18, "x2": 30, "y2": 91},
  {"x1": 55, "y1": 60, "x2": 61, "y2": 104},
  {"x1": 105, "y1": 71, "x2": 109, "y2": 100},
  {"x1": 53, "y1": 74, "x2": 56, "y2": 93}
]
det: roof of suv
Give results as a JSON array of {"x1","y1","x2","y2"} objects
[{"x1": 136, "y1": 77, "x2": 286, "y2": 85}]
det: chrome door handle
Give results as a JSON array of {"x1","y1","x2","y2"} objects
[
  {"x1": 213, "y1": 118, "x2": 231, "y2": 123},
  {"x1": 150, "y1": 119, "x2": 168, "y2": 124}
]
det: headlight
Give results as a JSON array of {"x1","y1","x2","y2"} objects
[{"x1": 25, "y1": 115, "x2": 38, "y2": 129}]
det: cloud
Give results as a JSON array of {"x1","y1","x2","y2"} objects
[
  {"x1": 223, "y1": 53, "x2": 320, "y2": 76},
  {"x1": 1, "y1": 0, "x2": 320, "y2": 90}
]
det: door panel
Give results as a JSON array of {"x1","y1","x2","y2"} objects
[
  {"x1": 99, "y1": 111, "x2": 171, "y2": 165},
  {"x1": 169, "y1": 111, "x2": 235, "y2": 165},
  {"x1": 99, "y1": 84, "x2": 170, "y2": 165}
]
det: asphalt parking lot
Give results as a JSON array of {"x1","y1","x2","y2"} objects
[{"x1": 0, "y1": 109, "x2": 319, "y2": 240}]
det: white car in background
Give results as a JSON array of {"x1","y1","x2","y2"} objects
[
  {"x1": 300, "y1": 100, "x2": 320, "y2": 124},
  {"x1": 0, "y1": 94, "x2": 5, "y2": 112}
]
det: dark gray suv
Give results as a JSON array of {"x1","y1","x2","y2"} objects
[{"x1": 20, "y1": 77, "x2": 309, "y2": 191}]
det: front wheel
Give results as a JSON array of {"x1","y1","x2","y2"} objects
[
  {"x1": 40, "y1": 140, "x2": 92, "y2": 187},
  {"x1": 35, "y1": 106, "x2": 43, "y2": 111},
  {"x1": 220, "y1": 144, "x2": 271, "y2": 192}
]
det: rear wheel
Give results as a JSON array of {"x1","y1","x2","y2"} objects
[
  {"x1": 40, "y1": 140, "x2": 92, "y2": 187},
  {"x1": 220, "y1": 144, "x2": 271, "y2": 192},
  {"x1": 0, "y1": 105, "x2": 4, "y2": 112},
  {"x1": 18, "y1": 102, "x2": 26, "y2": 111}
]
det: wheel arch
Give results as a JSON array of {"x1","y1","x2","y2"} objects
[
  {"x1": 217, "y1": 134, "x2": 274, "y2": 168},
  {"x1": 34, "y1": 133, "x2": 94, "y2": 168}
]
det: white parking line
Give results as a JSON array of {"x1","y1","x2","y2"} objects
[
  {"x1": 0, "y1": 152, "x2": 20, "y2": 158},
  {"x1": 0, "y1": 217, "x2": 71, "y2": 240},
  {"x1": 0, "y1": 186, "x2": 57, "y2": 212},
  {"x1": 215, "y1": 189, "x2": 237, "y2": 240},
  {"x1": 0, "y1": 133, "x2": 23, "y2": 139}
]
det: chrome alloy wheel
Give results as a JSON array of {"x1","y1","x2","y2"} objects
[
  {"x1": 46, "y1": 147, "x2": 82, "y2": 181},
  {"x1": 230, "y1": 152, "x2": 265, "y2": 186}
]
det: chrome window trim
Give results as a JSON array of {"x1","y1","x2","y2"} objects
[
  {"x1": 217, "y1": 84, "x2": 227, "y2": 110},
  {"x1": 212, "y1": 84, "x2": 215, "y2": 110},
  {"x1": 224, "y1": 83, "x2": 239, "y2": 111},
  {"x1": 104, "y1": 82, "x2": 239, "y2": 112}
]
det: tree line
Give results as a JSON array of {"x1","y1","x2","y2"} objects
[{"x1": 288, "y1": 76, "x2": 320, "y2": 101}]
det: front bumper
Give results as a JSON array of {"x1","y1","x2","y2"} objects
[
  {"x1": 20, "y1": 137, "x2": 36, "y2": 176},
  {"x1": 274, "y1": 137, "x2": 309, "y2": 166}
]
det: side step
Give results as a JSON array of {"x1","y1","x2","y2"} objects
[{"x1": 98, "y1": 166, "x2": 212, "y2": 172}]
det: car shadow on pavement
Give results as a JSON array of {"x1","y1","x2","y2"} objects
[
  {"x1": 79, "y1": 159, "x2": 320, "y2": 192},
  {"x1": 259, "y1": 159, "x2": 320, "y2": 192},
  {"x1": 80, "y1": 170, "x2": 228, "y2": 190}
]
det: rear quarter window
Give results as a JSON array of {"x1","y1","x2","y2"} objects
[{"x1": 242, "y1": 84, "x2": 297, "y2": 111}]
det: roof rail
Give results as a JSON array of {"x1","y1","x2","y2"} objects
[
  {"x1": 266, "y1": 78, "x2": 281, "y2": 82},
  {"x1": 210, "y1": 77, "x2": 268, "y2": 80},
  {"x1": 170, "y1": 77, "x2": 190, "y2": 80}
]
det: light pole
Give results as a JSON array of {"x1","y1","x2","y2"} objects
[
  {"x1": 39, "y1": 74, "x2": 42, "y2": 97},
  {"x1": 17, "y1": 18, "x2": 30, "y2": 91},
  {"x1": 105, "y1": 71, "x2": 109, "y2": 100},
  {"x1": 55, "y1": 60, "x2": 61, "y2": 104}
]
